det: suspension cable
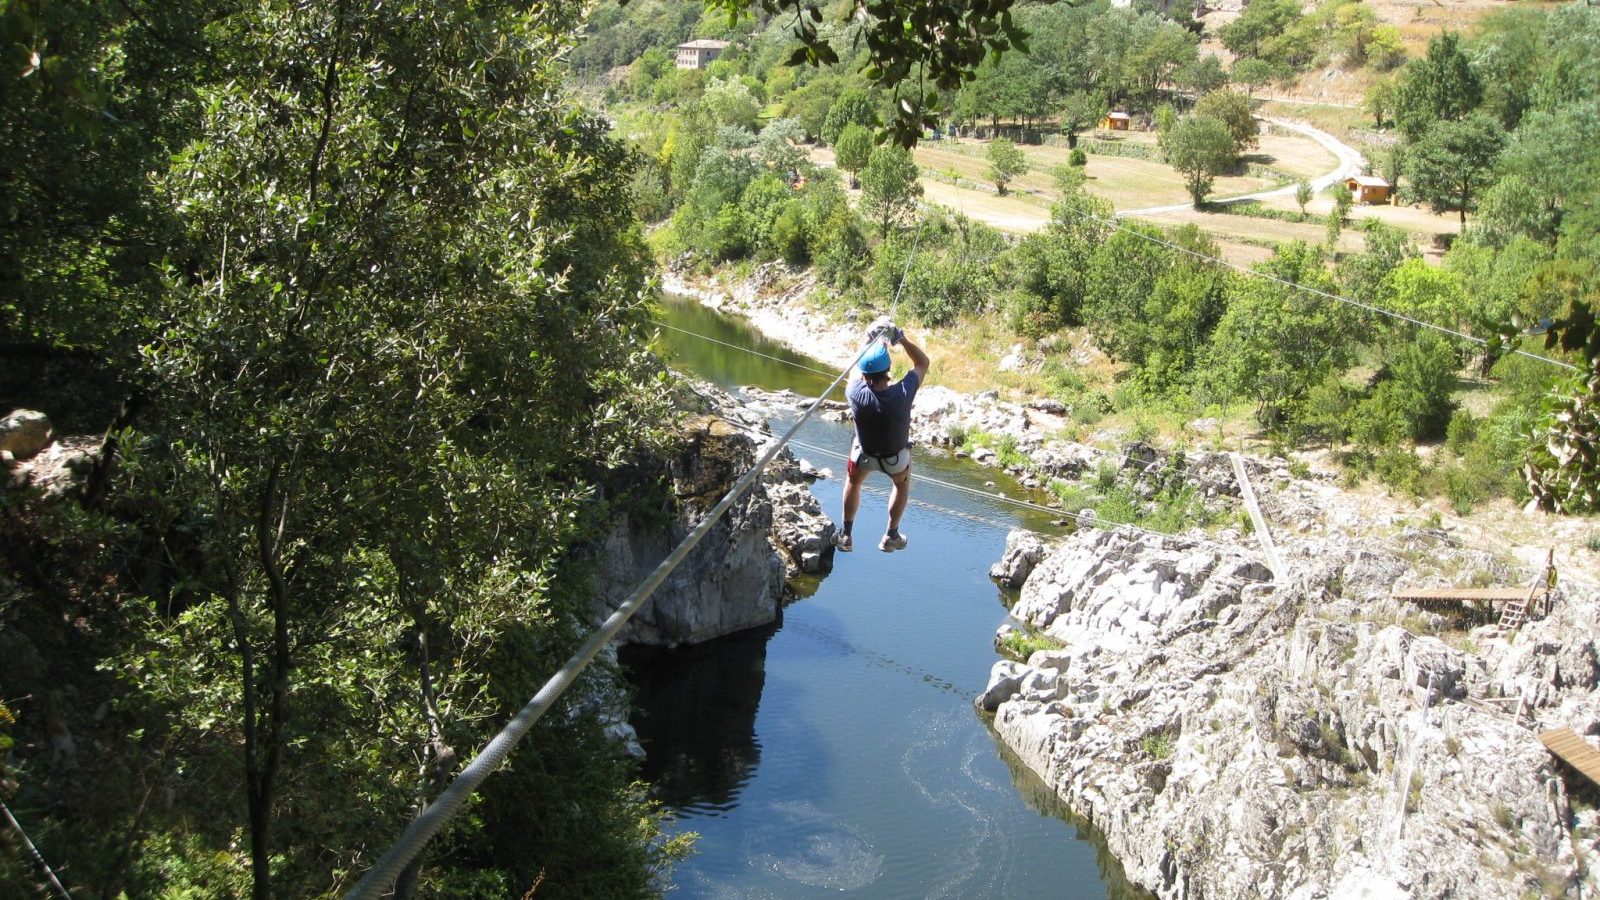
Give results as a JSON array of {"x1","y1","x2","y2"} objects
[
  {"x1": 347, "y1": 236, "x2": 936, "y2": 898},
  {"x1": 1, "y1": 798, "x2": 71, "y2": 900}
]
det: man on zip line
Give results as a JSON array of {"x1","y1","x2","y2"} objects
[{"x1": 835, "y1": 315, "x2": 930, "y2": 553}]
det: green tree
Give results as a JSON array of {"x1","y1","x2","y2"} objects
[
  {"x1": 1515, "y1": 289, "x2": 1600, "y2": 512},
  {"x1": 1381, "y1": 257, "x2": 1470, "y2": 333},
  {"x1": 987, "y1": 139, "x2": 1029, "y2": 195},
  {"x1": 1339, "y1": 219, "x2": 1418, "y2": 305},
  {"x1": 1208, "y1": 242, "x2": 1360, "y2": 425},
  {"x1": 1058, "y1": 90, "x2": 1105, "y2": 149},
  {"x1": 1175, "y1": 55, "x2": 1229, "y2": 97},
  {"x1": 860, "y1": 144, "x2": 923, "y2": 236},
  {"x1": 1083, "y1": 221, "x2": 1175, "y2": 363},
  {"x1": 758, "y1": 118, "x2": 808, "y2": 175},
  {"x1": 1331, "y1": 181, "x2": 1355, "y2": 221},
  {"x1": 835, "y1": 124, "x2": 875, "y2": 188},
  {"x1": 1122, "y1": 17, "x2": 1199, "y2": 107},
  {"x1": 1230, "y1": 58, "x2": 1275, "y2": 98},
  {"x1": 1368, "y1": 25, "x2": 1405, "y2": 71},
  {"x1": 1394, "y1": 32, "x2": 1483, "y2": 141},
  {"x1": 822, "y1": 88, "x2": 878, "y2": 145},
  {"x1": 1295, "y1": 180, "x2": 1314, "y2": 216},
  {"x1": 1364, "y1": 76, "x2": 1398, "y2": 128},
  {"x1": 1404, "y1": 112, "x2": 1505, "y2": 225},
  {"x1": 702, "y1": 76, "x2": 762, "y2": 131},
  {"x1": 1220, "y1": 0, "x2": 1303, "y2": 62},
  {"x1": 1193, "y1": 90, "x2": 1259, "y2": 156},
  {"x1": 1164, "y1": 115, "x2": 1236, "y2": 206},
  {"x1": 1475, "y1": 100, "x2": 1600, "y2": 249},
  {"x1": 130, "y1": 4, "x2": 680, "y2": 897}
]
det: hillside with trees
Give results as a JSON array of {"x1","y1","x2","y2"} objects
[
  {"x1": 586, "y1": 0, "x2": 1600, "y2": 518},
  {"x1": 3, "y1": 0, "x2": 1599, "y2": 896}
]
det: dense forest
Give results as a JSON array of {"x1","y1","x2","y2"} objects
[
  {"x1": 585, "y1": 0, "x2": 1600, "y2": 515},
  {"x1": 2, "y1": 0, "x2": 1599, "y2": 897},
  {"x1": 2, "y1": 3, "x2": 692, "y2": 897}
]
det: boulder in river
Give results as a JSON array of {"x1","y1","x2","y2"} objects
[{"x1": 989, "y1": 529, "x2": 1048, "y2": 588}]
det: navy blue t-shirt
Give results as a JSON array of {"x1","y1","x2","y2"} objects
[{"x1": 849, "y1": 369, "x2": 922, "y2": 456}]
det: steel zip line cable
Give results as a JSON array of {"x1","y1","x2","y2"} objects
[
  {"x1": 345, "y1": 344, "x2": 872, "y2": 899},
  {"x1": 1, "y1": 798, "x2": 72, "y2": 900},
  {"x1": 346, "y1": 232, "x2": 932, "y2": 898}
]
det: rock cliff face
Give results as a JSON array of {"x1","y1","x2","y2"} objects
[
  {"x1": 982, "y1": 527, "x2": 1600, "y2": 900},
  {"x1": 593, "y1": 383, "x2": 834, "y2": 648}
]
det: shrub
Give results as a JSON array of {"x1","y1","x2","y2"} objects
[
  {"x1": 999, "y1": 629, "x2": 1065, "y2": 660},
  {"x1": 1443, "y1": 467, "x2": 1480, "y2": 515},
  {"x1": 1050, "y1": 480, "x2": 1096, "y2": 512},
  {"x1": 1445, "y1": 410, "x2": 1479, "y2": 456},
  {"x1": 1373, "y1": 448, "x2": 1425, "y2": 496},
  {"x1": 1069, "y1": 148, "x2": 1087, "y2": 167},
  {"x1": 1350, "y1": 384, "x2": 1410, "y2": 448},
  {"x1": 1141, "y1": 731, "x2": 1174, "y2": 760},
  {"x1": 700, "y1": 204, "x2": 749, "y2": 261},
  {"x1": 770, "y1": 202, "x2": 809, "y2": 266},
  {"x1": 1093, "y1": 461, "x2": 1120, "y2": 492}
]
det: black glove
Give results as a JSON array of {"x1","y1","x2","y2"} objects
[{"x1": 867, "y1": 315, "x2": 897, "y2": 344}]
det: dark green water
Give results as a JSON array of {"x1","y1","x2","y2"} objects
[{"x1": 624, "y1": 297, "x2": 1148, "y2": 899}]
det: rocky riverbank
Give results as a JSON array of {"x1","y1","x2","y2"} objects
[
  {"x1": 664, "y1": 261, "x2": 1600, "y2": 899},
  {"x1": 980, "y1": 525, "x2": 1600, "y2": 899}
]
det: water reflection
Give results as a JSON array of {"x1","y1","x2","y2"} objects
[
  {"x1": 987, "y1": 732, "x2": 1157, "y2": 900},
  {"x1": 621, "y1": 620, "x2": 777, "y2": 814}
]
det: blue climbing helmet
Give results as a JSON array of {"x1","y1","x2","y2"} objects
[{"x1": 860, "y1": 342, "x2": 891, "y2": 376}]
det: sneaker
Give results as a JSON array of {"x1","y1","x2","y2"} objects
[
  {"x1": 833, "y1": 532, "x2": 853, "y2": 552},
  {"x1": 879, "y1": 532, "x2": 908, "y2": 552}
]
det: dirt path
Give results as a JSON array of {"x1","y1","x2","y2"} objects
[{"x1": 1117, "y1": 117, "x2": 1365, "y2": 216}]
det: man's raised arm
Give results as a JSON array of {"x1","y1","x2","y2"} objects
[{"x1": 899, "y1": 333, "x2": 929, "y2": 381}]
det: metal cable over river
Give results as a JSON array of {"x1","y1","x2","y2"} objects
[{"x1": 629, "y1": 295, "x2": 1150, "y2": 899}]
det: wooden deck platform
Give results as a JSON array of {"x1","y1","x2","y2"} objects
[
  {"x1": 1540, "y1": 728, "x2": 1600, "y2": 786},
  {"x1": 1389, "y1": 587, "x2": 1546, "y2": 603}
]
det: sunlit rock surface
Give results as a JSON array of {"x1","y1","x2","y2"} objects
[{"x1": 985, "y1": 527, "x2": 1600, "y2": 899}]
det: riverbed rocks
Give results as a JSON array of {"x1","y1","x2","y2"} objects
[
  {"x1": 983, "y1": 527, "x2": 1600, "y2": 899},
  {"x1": 1, "y1": 409, "x2": 53, "y2": 459}
]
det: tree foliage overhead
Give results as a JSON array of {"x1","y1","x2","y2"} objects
[{"x1": 700, "y1": 0, "x2": 1033, "y2": 146}]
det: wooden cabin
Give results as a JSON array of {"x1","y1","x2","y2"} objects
[
  {"x1": 675, "y1": 39, "x2": 731, "y2": 70},
  {"x1": 1101, "y1": 111, "x2": 1132, "y2": 131},
  {"x1": 1344, "y1": 175, "x2": 1393, "y2": 205}
]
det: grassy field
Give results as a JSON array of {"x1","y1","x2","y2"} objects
[
  {"x1": 1256, "y1": 101, "x2": 1371, "y2": 142},
  {"x1": 912, "y1": 126, "x2": 1335, "y2": 221}
]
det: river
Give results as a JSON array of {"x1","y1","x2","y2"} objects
[{"x1": 624, "y1": 296, "x2": 1149, "y2": 899}]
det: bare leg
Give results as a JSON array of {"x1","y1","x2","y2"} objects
[
  {"x1": 887, "y1": 467, "x2": 911, "y2": 532},
  {"x1": 843, "y1": 461, "x2": 870, "y2": 524}
]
